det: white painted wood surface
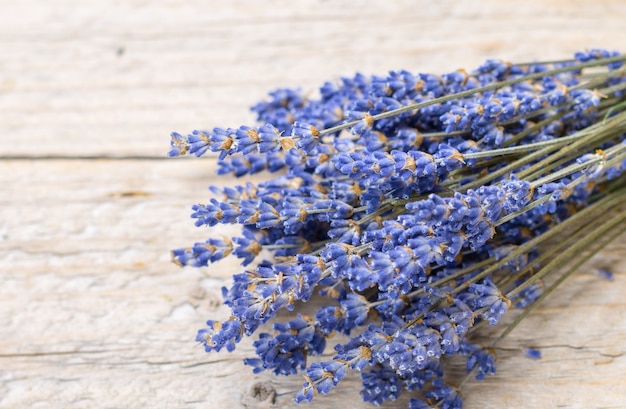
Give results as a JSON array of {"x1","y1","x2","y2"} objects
[{"x1": 1, "y1": 1, "x2": 625, "y2": 408}]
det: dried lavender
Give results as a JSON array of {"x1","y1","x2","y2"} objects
[{"x1": 168, "y1": 49, "x2": 626, "y2": 408}]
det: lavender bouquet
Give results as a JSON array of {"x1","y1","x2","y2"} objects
[{"x1": 168, "y1": 49, "x2": 626, "y2": 408}]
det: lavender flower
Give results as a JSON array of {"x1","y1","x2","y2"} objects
[{"x1": 170, "y1": 50, "x2": 626, "y2": 409}]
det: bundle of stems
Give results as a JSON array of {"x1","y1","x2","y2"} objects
[{"x1": 168, "y1": 49, "x2": 626, "y2": 408}]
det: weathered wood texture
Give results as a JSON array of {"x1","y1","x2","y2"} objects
[{"x1": 1, "y1": 1, "x2": 625, "y2": 408}]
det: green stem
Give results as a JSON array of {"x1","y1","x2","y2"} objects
[
  {"x1": 462, "y1": 131, "x2": 588, "y2": 160},
  {"x1": 507, "y1": 207, "x2": 626, "y2": 300},
  {"x1": 459, "y1": 199, "x2": 625, "y2": 389},
  {"x1": 494, "y1": 203, "x2": 607, "y2": 291},
  {"x1": 456, "y1": 142, "x2": 562, "y2": 192},
  {"x1": 603, "y1": 100, "x2": 626, "y2": 121},
  {"x1": 450, "y1": 186, "x2": 626, "y2": 296},
  {"x1": 496, "y1": 223, "x2": 625, "y2": 345},
  {"x1": 455, "y1": 111, "x2": 624, "y2": 191},
  {"x1": 515, "y1": 110, "x2": 626, "y2": 180},
  {"x1": 502, "y1": 110, "x2": 569, "y2": 148},
  {"x1": 530, "y1": 142, "x2": 626, "y2": 187}
]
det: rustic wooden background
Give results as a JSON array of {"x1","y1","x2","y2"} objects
[{"x1": 1, "y1": 1, "x2": 625, "y2": 408}]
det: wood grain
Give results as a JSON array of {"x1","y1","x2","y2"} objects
[{"x1": 1, "y1": 1, "x2": 625, "y2": 408}]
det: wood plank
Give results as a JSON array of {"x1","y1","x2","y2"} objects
[
  {"x1": 2, "y1": 0, "x2": 626, "y2": 157},
  {"x1": 1, "y1": 0, "x2": 626, "y2": 408}
]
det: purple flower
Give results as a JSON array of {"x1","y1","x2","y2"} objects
[
  {"x1": 361, "y1": 367, "x2": 402, "y2": 405},
  {"x1": 295, "y1": 361, "x2": 348, "y2": 403},
  {"x1": 195, "y1": 318, "x2": 243, "y2": 353},
  {"x1": 464, "y1": 280, "x2": 511, "y2": 325},
  {"x1": 425, "y1": 379, "x2": 463, "y2": 409},
  {"x1": 525, "y1": 347, "x2": 542, "y2": 359},
  {"x1": 170, "y1": 49, "x2": 626, "y2": 408}
]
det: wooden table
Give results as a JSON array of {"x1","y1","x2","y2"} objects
[{"x1": 1, "y1": 1, "x2": 625, "y2": 408}]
